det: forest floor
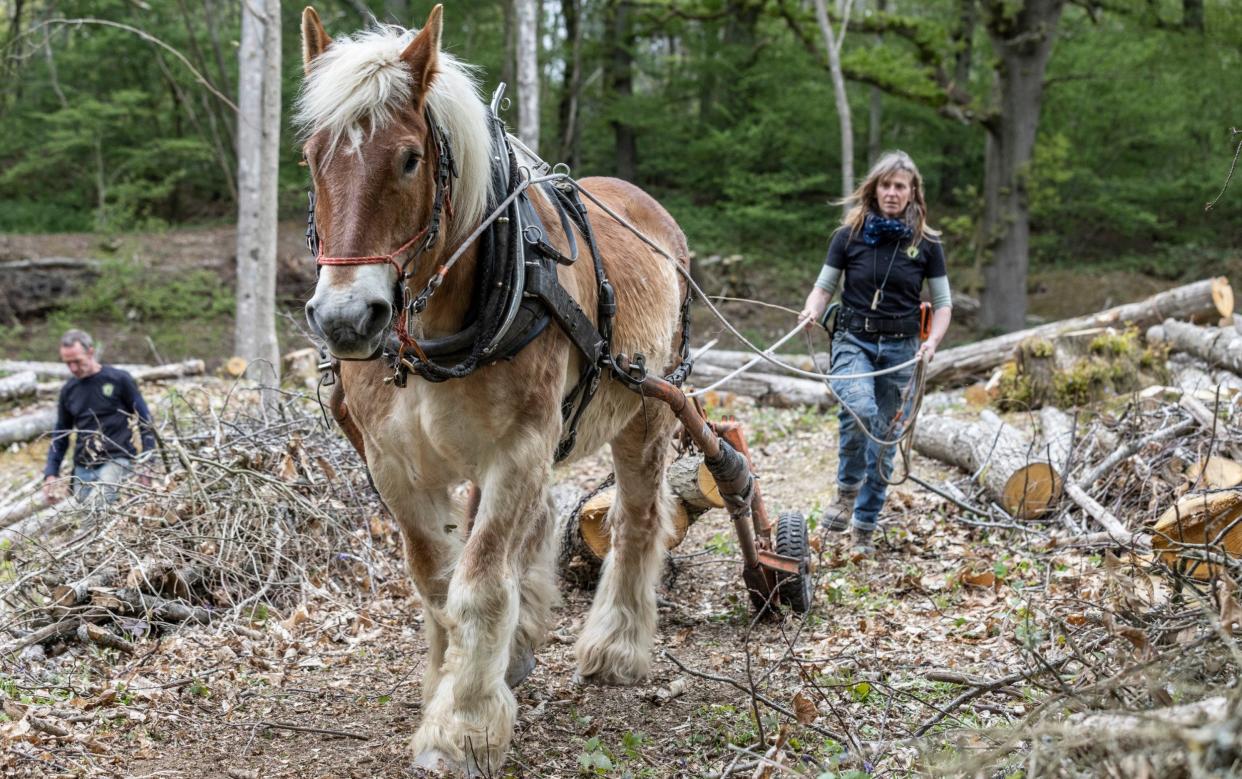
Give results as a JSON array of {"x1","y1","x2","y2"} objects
[
  {"x1": 0, "y1": 227, "x2": 1238, "y2": 777},
  {"x1": 1, "y1": 382, "x2": 1234, "y2": 778}
]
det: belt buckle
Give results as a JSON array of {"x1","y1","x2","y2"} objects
[{"x1": 864, "y1": 317, "x2": 877, "y2": 333}]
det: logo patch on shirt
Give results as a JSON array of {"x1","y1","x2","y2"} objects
[
  {"x1": 906, "y1": 245, "x2": 920, "y2": 259},
  {"x1": 102, "y1": 383, "x2": 115, "y2": 398}
]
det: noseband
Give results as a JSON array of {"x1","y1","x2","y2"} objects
[{"x1": 306, "y1": 113, "x2": 458, "y2": 356}]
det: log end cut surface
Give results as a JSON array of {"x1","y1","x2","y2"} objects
[
  {"x1": 1002, "y1": 463, "x2": 1062, "y2": 520},
  {"x1": 1151, "y1": 489, "x2": 1242, "y2": 580}
]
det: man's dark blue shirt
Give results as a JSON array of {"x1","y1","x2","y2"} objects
[{"x1": 43, "y1": 366, "x2": 155, "y2": 476}]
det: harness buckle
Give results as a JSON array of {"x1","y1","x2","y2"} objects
[{"x1": 317, "y1": 351, "x2": 336, "y2": 386}]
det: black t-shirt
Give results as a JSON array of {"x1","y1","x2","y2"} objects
[
  {"x1": 824, "y1": 227, "x2": 947, "y2": 318},
  {"x1": 44, "y1": 366, "x2": 155, "y2": 476}
]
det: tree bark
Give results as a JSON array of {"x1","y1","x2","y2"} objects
[
  {"x1": 1, "y1": 358, "x2": 205, "y2": 383},
  {"x1": 234, "y1": 0, "x2": 282, "y2": 405},
  {"x1": 1183, "y1": 0, "x2": 1204, "y2": 32},
  {"x1": 0, "y1": 371, "x2": 36, "y2": 403},
  {"x1": 556, "y1": 0, "x2": 584, "y2": 167},
  {"x1": 977, "y1": 0, "x2": 1065, "y2": 332},
  {"x1": 812, "y1": 0, "x2": 854, "y2": 201},
  {"x1": 605, "y1": 0, "x2": 637, "y2": 180},
  {"x1": 515, "y1": 0, "x2": 539, "y2": 151},
  {"x1": 1147, "y1": 319, "x2": 1242, "y2": 376},
  {"x1": 0, "y1": 409, "x2": 57, "y2": 446},
  {"x1": 690, "y1": 363, "x2": 834, "y2": 408},
  {"x1": 913, "y1": 410, "x2": 1061, "y2": 519}
]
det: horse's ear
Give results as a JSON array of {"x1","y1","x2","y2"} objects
[
  {"x1": 400, "y1": 4, "x2": 443, "y2": 98},
  {"x1": 301, "y1": 7, "x2": 332, "y2": 75}
]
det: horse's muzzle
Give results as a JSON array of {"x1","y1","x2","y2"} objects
[{"x1": 305, "y1": 293, "x2": 392, "y2": 360}]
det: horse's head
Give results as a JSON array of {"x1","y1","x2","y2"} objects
[{"x1": 297, "y1": 5, "x2": 490, "y2": 360}]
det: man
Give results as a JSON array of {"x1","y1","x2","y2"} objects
[{"x1": 42, "y1": 330, "x2": 155, "y2": 505}]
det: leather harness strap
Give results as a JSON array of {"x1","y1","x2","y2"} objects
[{"x1": 308, "y1": 101, "x2": 690, "y2": 463}]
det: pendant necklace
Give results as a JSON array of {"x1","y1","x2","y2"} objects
[{"x1": 871, "y1": 241, "x2": 903, "y2": 311}]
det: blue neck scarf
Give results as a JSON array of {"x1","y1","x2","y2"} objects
[{"x1": 861, "y1": 212, "x2": 913, "y2": 247}]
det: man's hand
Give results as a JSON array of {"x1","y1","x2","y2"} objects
[
  {"x1": 42, "y1": 476, "x2": 66, "y2": 505},
  {"x1": 917, "y1": 341, "x2": 938, "y2": 363}
]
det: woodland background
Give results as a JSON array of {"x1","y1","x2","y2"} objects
[{"x1": 0, "y1": 0, "x2": 1239, "y2": 341}]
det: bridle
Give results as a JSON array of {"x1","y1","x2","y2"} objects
[{"x1": 305, "y1": 111, "x2": 458, "y2": 358}]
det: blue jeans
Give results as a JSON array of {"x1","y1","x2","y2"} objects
[
  {"x1": 73, "y1": 458, "x2": 132, "y2": 506},
  {"x1": 829, "y1": 333, "x2": 917, "y2": 531}
]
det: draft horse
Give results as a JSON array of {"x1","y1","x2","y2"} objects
[{"x1": 298, "y1": 5, "x2": 691, "y2": 774}]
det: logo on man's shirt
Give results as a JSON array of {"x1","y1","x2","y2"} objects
[{"x1": 102, "y1": 383, "x2": 115, "y2": 398}]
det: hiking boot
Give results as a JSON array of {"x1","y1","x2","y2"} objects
[
  {"x1": 850, "y1": 526, "x2": 876, "y2": 557},
  {"x1": 824, "y1": 487, "x2": 858, "y2": 532}
]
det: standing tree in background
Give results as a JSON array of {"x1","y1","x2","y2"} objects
[
  {"x1": 515, "y1": 0, "x2": 539, "y2": 151},
  {"x1": 977, "y1": 0, "x2": 1064, "y2": 332},
  {"x1": 811, "y1": 0, "x2": 854, "y2": 205},
  {"x1": 234, "y1": 0, "x2": 281, "y2": 395}
]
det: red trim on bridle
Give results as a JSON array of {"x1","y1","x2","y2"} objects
[{"x1": 315, "y1": 224, "x2": 431, "y2": 279}]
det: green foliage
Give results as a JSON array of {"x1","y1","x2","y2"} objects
[
  {"x1": 0, "y1": 0, "x2": 1237, "y2": 299},
  {"x1": 51, "y1": 258, "x2": 233, "y2": 324}
]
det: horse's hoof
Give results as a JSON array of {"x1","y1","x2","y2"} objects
[
  {"x1": 505, "y1": 649, "x2": 536, "y2": 688},
  {"x1": 412, "y1": 749, "x2": 477, "y2": 777}
]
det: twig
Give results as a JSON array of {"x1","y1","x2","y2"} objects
[{"x1": 664, "y1": 651, "x2": 847, "y2": 742}]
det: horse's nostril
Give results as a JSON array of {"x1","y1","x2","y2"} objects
[{"x1": 366, "y1": 301, "x2": 391, "y2": 333}]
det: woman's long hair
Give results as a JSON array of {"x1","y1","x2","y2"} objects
[{"x1": 838, "y1": 151, "x2": 940, "y2": 244}]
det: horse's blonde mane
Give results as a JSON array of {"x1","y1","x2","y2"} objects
[{"x1": 294, "y1": 25, "x2": 493, "y2": 249}]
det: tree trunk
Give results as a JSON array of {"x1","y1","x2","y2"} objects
[
  {"x1": 2, "y1": 358, "x2": 204, "y2": 382},
  {"x1": 1166, "y1": 353, "x2": 1242, "y2": 399},
  {"x1": 812, "y1": 0, "x2": 853, "y2": 202},
  {"x1": 557, "y1": 0, "x2": 583, "y2": 167},
  {"x1": 1147, "y1": 319, "x2": 1242, "y2": 376},
  {"x1": 867, "y1": 0, "x2": 886, "y2": 165},
  {"x1": 1183, "y1": 0, "x2": 1204, "y2": 32},
  {"x1": 913, "y1": 411, "x2": 1062, "y2": 519},
  {"x1": 515, "y1": 0, "x2": 539, "y2": 151},
  {"x1": 605, "y1": 0, "x2": 637, "y2": 180},
  {"x1": 690, "y1": 363, "x2": 834, "y2": 408},
  {"x1": 977, "y1": 0, "x2": 1065, "y2": 333},
  {"x1": 931, "y1": 277, "x2": 1230, "y2": 385},
  {"x1": 0, "y1": 371, "x2": 36, "y2": 402},
  {"x1": 235, "y1": 0, "x2": 282, "y2": 403},
  {"x1": 0, "y1": 409, "x2": 57, "y2": 446},
  {"x1": 940, "y1": 0, "x2": 976, "y2": 200}
]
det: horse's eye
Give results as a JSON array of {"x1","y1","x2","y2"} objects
[{"x1": 402, "y1": 151, "x2": 421, "y2": 175}]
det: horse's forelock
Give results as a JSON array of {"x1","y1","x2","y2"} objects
[{"x1": 294, "y1": 25, "x2": 493, "y2": 248}]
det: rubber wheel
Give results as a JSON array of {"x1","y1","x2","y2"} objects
[{"x1": 775, "y1": 511, "x2": 813, "y2": 613}]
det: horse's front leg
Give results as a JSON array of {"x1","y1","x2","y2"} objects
[{"x1": 412, "y1": 445, "x2": 552, "y2": 775}]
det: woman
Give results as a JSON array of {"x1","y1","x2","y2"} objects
[{"x1": 799, "y1": 151, "x2": 952, "y2": 556}]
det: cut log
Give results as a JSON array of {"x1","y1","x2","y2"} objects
[
  {"x1": 0, "y1": 409, "x2": 57, "y2": 446},
  {"x1": 52, "y1": 568, "x2": 119, "y2": 607},
  {"x1": 666, "y1": 456, "x2": 725, "y2": 513},
  {"x1": 576, "y1": 488, "x2": 693, "y2": 560},
  {"x1": 0, "y1": 359, "x2": 205, "y2": 383},
  {"x1": 928, "y1": 277, "x2": 1232, "y2": 386},
  {"x1": 1037, "y1": 406, "x2": 1077, "y2": 476},
  {"x1": 0, "y1": 371, "x2": 36, "y2": 403},
  {"x1": 1186, "y1": 456, "x2": 1242, "y2": 489},
  {"x1": 1147, "y1": 319, "x2": 1242, "y2": 375},
  {"x1": 1167, "y1": 352, "x2": 1242, "y2": 400},
  {"x1": 0, "y1": 491, "x2": 49, "y2": 527},
  {"x1": 1150, "y1": 489, "x2": 1242, "y2": 580},
  {"x1": 913, "y1": 411, "x2": 1061, "y2": 519},
  {"x1": 689, "y1": 363, "x2": 832, "y2": 408}
]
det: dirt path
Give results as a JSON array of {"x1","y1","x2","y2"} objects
[{"x1": 1, "y1": 398, "x2": 1120, "y2": 779}]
